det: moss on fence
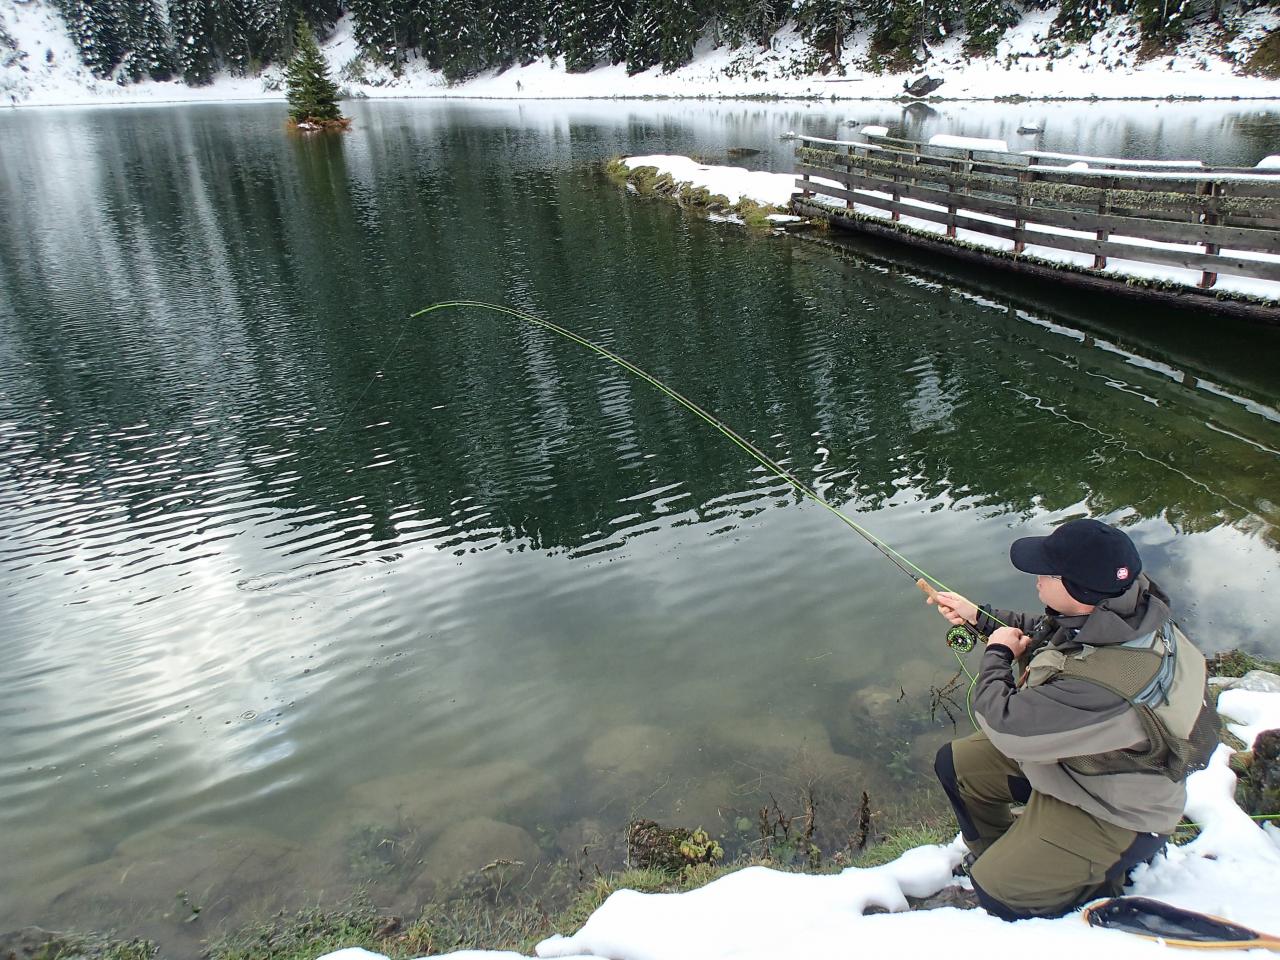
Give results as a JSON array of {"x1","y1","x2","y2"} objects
[{"x1": 795, "y1": 145, "x2": 1277, "y2": 218}]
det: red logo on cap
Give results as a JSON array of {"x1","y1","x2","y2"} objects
[{"x1": 1116, "y1": 566, "x2": 1130, "y2": 581}]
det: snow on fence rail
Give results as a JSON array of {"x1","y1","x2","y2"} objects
[{"x1": 793, "y1": 132, "x2": 1280, "y2": 300}]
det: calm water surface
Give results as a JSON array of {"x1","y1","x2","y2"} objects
[{"x1": 1, "y1": 100, "x2": 1279, "y2": 952}]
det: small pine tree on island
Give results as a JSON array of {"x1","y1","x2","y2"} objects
[{"x1": 284, "y1": 22, "x2": 348, "y2": 130}]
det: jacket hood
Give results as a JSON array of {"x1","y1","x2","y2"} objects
[{"x1": 1053, "y1": 574, "x2": 1171, "y2": 647}]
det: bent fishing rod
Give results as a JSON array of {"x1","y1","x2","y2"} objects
[{"x1": 395, "y1": 301, "x2": 994, "y2": 653}]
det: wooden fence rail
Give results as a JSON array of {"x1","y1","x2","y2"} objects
[{"x1": 794, "y1": 133, "x2": 1280, "y2": 295}]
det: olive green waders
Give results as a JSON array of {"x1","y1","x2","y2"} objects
[{"x1": 935, "y1": 731, "x2": 1169, "y2": 921}]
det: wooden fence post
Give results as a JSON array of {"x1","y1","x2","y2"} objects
[
  {"x1": 846, "y1": 143, "x2": 855, "y2": 210},
  {"x1": 1093, "y1": 188, "x2": 1110, "y2": 270},
  {"x1": 799, "y1": 140, "x2": 812, "y2": 199},
  {"x1": 1014, "y1": 156, "x2": 1035, "y2": 255},
  {"x1": 946, "y1": 151, "x2": 968, "y2": 239},
  {"x1": 1200, "y1": 181, "x2": 1220, "y2": 289}
]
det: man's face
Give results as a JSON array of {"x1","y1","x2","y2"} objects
[{"x1": 1035, "y1": 573, "x2": 1093, "y2": 615}]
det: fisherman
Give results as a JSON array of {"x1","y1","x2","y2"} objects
[{"x1": 926, "y1": 518, "x2": 1218, "y2": 921}]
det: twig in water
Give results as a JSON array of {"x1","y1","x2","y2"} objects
[{"x1": 851, "y1": 790, "x2": 872, "y2": 852}]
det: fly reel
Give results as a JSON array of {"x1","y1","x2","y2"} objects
[
  {"x1": 946, "y1": 624, "x2": 980, "y2": 653},
  {"x1": 917, "y1": 578, "x2": 982, "y2": 654}
]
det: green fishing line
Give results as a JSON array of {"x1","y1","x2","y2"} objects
[
  {"x1": 356, "y1": 299, "x2": 1015, "y2": 731},
  {"x1": 410, "y1": 300, "x2": 985, "y2": 604}
]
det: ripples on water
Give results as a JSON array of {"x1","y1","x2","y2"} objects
[{"x1": 1, "y1": 101, "x2": 1279, "y2": 951}]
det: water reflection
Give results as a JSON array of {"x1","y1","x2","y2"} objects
[{"x1": 1, "y1": 102, "x2": 1278, "y2": 952}]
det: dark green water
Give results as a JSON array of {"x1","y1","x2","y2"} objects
[{"x1": 1, "y1": 100, "x2": 1279, "y2": 953}]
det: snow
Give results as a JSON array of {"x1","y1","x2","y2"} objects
[
  {"x1": 618, "y1": 152, "x2": 1279, "y2": 301},
  {"x1": 929, "y1": 134, "x2": 1009, "y2": 153},
  {"x1": 795, "y1": 154, "x2": 1280, "y2": 300},
  {"x1": 1026, "y1": 151, "x2": 1205, "y2": 169},
  {"x1": 1259, "y1": 156, "x2": 1280, "y2": 170},
  {"x1": 4, "y1": 0, "x2": 1280, "y2": 107},
  {"x1": 861, "y1": 125, "x2": 889, "y2": 137},
  {"x1": 317, "y1": 690, "x2": 1280, "y2": 960},
  {"x1": 621, "y1": 155, "x2": 798, "y2": 209},
  {"x1": 1219, "y1": 687, "x2": 1280, "y2": 748}
]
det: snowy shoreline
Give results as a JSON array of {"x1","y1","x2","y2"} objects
[
  {"x1": 614, "y1": 150, "x2": 1280, "y2": 304},
  {"x1": 4, "y1": 0, "x2": 1280, "y2": 110},
  {"x1": 313, "y1": 684, "x2": 1280, "y2": 960},
  {"x1": 9, "y1": 92, "x2": 1280, "y2": 110}
]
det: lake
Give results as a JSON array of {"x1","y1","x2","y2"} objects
[{"x1": 1, "y1": 98, "x2": 1278, "y2": 954}]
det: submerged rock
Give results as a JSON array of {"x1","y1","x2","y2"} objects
[
  {"x1": 31, "y1": 825, "x2": 308, "y2": 952},
  {"x1": 709, "y1": 713, "x2": 833, "y2": 761},
  {"x1": 343, "y1": 759, "x2": 558, "y2": 838},
  {"x1": 849, "y1": 684, "x2": 904, "y2": 724},
  {"x1": 584, "y1": 724, "x2": 679, "y2": 777},
  {"x1": 659, "y1": 774, "x2": 738, "y2": 833},
  {"x1": 421, "y1": 817, "x2": 540, "y2": 884},
  {"x1": 555, "y1": 818, "x2": 610, "y2": 859}
]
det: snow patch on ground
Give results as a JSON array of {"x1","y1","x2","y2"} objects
[
  {"x1": 3, "y1": 0, "x2": 1280, "y2": 107},
  {"x1": 622, "y1": 155, "x2": 797, "y2": 208},
  {"x1": 315, "y1": 691, "x2": 1280, "y2": 959}
]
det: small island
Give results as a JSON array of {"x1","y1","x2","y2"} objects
[{"x1": 285, "y1": 22, "x2": 349, "y2": 133}]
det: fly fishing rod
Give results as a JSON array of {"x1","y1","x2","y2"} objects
[{"x1": 406, "y1": 300, "x2": 990, "y2": 654}]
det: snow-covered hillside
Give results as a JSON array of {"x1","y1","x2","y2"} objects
[{"x1": 2, "y1": 0, "x2": 1278, "y2": 107}]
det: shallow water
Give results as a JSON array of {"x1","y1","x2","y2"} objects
[{"x1": 1, "y1": 99, "x2": 1278, "y2": 952}]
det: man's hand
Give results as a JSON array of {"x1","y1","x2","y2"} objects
[
  {"x1": 988, "y1": 626, "x2": 1030, "y2": 657},
  {"x1": 928, "y1": 590, "x2": 978, "y2": 626}
]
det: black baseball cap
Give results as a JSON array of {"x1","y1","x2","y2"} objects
[{"x1": 1009, "y1": 518, "x2": 1142, "y2": 605}]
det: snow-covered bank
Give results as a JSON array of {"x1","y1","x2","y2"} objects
[
  {"x1": 621, "y1": 155, "x2": 798, "y2": 209},
  {"x1": 318, "y1": 688, "x2": 1280, "y2": 960},
  {"x1": 3, "y1": 0, "x2": 1279, "y2": 108},
  {"x1": 619, "y1": 151, "x2": 1280, "y2": 302}
]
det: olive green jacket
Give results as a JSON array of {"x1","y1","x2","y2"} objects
[{"x1": 971, "y1": 575, "x2": 1186, "y2": 834}]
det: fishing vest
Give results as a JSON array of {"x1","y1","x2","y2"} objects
[{"x1": 1025, "y1": 621, "x2": 1221, "y2": 782}]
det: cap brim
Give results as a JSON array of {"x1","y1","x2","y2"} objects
[{"x1": 1010, "y1": 536, "x2": 1057, "y2": 575}]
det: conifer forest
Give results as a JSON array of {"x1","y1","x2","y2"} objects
[{"x1": 45, "y1": 0, "x2": 1280, "y2": 90}]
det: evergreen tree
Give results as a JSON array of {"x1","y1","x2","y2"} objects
[
  {"x1": 506, "y1": 0, "x2": 547, "y2": 65},
  {"x1": 867, "y1": 0, "x2": 952, "y2": 69},
  {"x1": 168, "y1": 0, "x2": 219, "y2": 83},
  {"x1": 483, "y1": 0, "x2": 515, "y2": 69},
  {"x1": 963, "y1": 0, "x2": 1017, "y2": 55},
  {"x1": 56, "y1": 0, "x2": 124, "y2": 77},
  {"x1": 1054, "y1": 0, "x2": 1133, "y2": 43},
  {"x1": 794, "y1": 0, "x2": 857, "y2": 72},
  {"x1": 655, "y1": 0, "x2": 698, "y2": 72},
  {"x1": 1134, "y1": 0, "x2": 1191, "y2": 47},
  {"x1": 867, "y1": 0, "x2": 924, "y2": 69},
  {"x1": 624, "y1": 0, "x2": 661, "y2": 73},
  {"x1": 285, "y1": 20, "x2": 342, "y2": 122},
  {"x1": 544, "y1": 0, "x2": 568, "y2": 58},
  {"x1": 430, "y1": 0, "x2": 488, "y2": 82},
  {"x1": 346, "y1": 0, "x2": 399, "y2": 61},
  {"x1": 129, "y1": 0, "x2": 174, "y2": 79},
  {"x1": 603, "y1": 0, "x2": 633, "y2": 63},
  {"x1": 721, "y1": 0, "x2": 786, "y2": 48},
  {"x1": 560, "y1": 0, "x2": 608, "y2": 71}
]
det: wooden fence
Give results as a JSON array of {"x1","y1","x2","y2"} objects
[{"x1": 792, "y1": 133, "x2": 1280, "y2": 295}]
